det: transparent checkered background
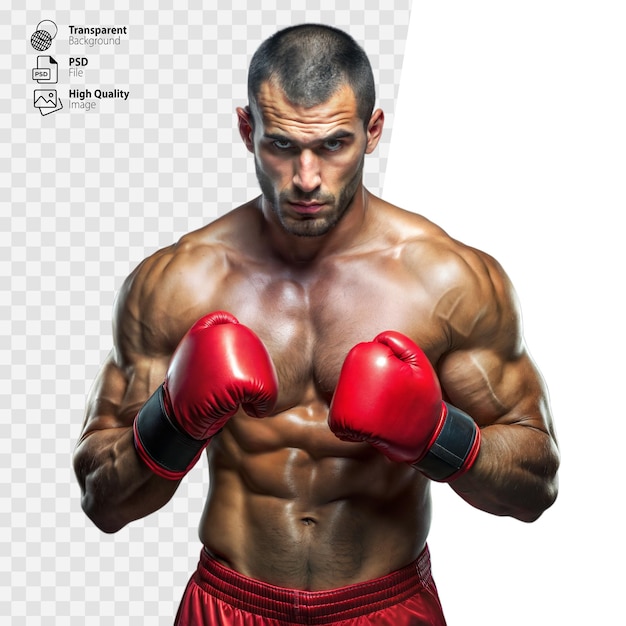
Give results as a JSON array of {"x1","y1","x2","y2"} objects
[{"x1": 1, "y1": 1, "x2": 411, "y2": 623}]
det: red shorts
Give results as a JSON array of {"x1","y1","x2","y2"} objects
[{"x1": 174, "y1": 546, "x2": 447, "y2": 625}]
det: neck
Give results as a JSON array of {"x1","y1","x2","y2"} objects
[{"x1": 260, "y1": 186, "x2": 372, "y2": 265}]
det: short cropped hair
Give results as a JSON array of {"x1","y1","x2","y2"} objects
[{"x1": 248, "y1": 24, "x2": 376, "y2": 125}]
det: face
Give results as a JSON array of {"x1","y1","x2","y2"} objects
[{"x1": 238, "y1": 82, "x2": 384, "y2": 237}]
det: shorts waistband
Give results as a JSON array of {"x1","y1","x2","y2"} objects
[{"x1": 193, "y1": 546, "x2": 433, "y2": 624}]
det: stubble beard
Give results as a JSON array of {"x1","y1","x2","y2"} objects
[{"x1": 255, "y1": 158, "x2": 364, "y2": 238}]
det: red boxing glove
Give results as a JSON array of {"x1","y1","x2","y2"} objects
[
  {"x1": 134, "y1": 312, "x2": 278, "y2": 479},
  {"x1": 328, "y1": 331, "x2": 480, "y2": 482}
]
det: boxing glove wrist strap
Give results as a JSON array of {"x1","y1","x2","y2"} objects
[
  {"x1": 414, "y1": 403, "x2": 481, "y2": 482},
  {"x1": 133, "y1": 385, "x2": 208, "y2": 481}
]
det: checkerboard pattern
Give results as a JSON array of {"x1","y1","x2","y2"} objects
[{"x1": 2, "y1": 1, "x2": 411, "y2": 623}]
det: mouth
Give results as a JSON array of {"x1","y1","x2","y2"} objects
[{"x1": 287, "y1": 201, "x2": 326, "y2": 215}]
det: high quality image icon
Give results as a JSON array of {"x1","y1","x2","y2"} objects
[{"x1": 33, "y1": 89, "x2": 63, "y2": 116}]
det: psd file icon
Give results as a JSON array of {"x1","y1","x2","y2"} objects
[
  {"x1": 34, "y1": 89, "x2": 63, "y2": 116},
  {"x1": 32, "y1": 56, "x2": 58, "y2": 84}
]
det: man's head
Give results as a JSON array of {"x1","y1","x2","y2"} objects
[
  {"x1": 238, "y1": 24, "x2": 384, "y2": 238},
  {"x1": 247, "y1": 23, "x2": 376, "y2": 129}
]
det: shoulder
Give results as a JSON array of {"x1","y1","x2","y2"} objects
[
  {"x1": 112, "y1": 208, "x2": 252, "y2": 365},
  {"x1": 382, "y1": 200, "x2": 503, "y2": 287},
  {"x1": 383, "y1": 202, "x2": 522, "y2": 352}
]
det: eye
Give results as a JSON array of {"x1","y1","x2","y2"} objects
[
  {"x1": 272, "y1": 139, "x2": 293, "y2": 150},
  {"x1": 323, "y1": 139, "x2": 343, "y2": 152}
]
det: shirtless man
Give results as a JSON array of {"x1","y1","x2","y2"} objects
[{"x1": 73, "y1": 24, "x2": 560, "y2": 625}]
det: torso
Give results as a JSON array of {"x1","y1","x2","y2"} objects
[{"x1": 133, "y1": 193, "x2": 486, "y2": 590}]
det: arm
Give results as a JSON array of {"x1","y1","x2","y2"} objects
[
  {"x1": 73, "y1": 251, "x2": 185, "y2": 532},
  {"x1": 438, "y1": 264, "x2": 559, "y2": 522}
]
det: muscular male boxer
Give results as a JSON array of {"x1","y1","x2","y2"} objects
[{"x1": 73, "y1": 24, "x2": 559, "y2": 625}]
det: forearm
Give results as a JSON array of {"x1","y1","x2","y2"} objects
[
  {"x1": 450, "y1": 424, "x2": 560, "y2": 522},
  {"x1": 73, "y1": 427, "x2": 180, "y2": 533}
]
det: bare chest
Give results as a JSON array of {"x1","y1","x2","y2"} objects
[{"x1": 212, "y1": 257, "x2": 449, "y2": 410}]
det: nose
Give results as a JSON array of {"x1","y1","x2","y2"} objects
[{"x1": 293, "y1": 150, "x2": 321, "y2": 193}]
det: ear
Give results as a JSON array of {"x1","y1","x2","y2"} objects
[
  {"x1": 365, "y1": 108, "x2": 385, "y2": 154},
  {"x1": 237, "y1": 106, "x2": 255, "y2": 153}
]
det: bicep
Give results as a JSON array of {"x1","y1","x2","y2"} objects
[
  {"x1": 78, "y1": 250, "x2": 184, "y2": 441},
  {"x1": 434, "y1": 246, "x2": 553, "y2": 434}
]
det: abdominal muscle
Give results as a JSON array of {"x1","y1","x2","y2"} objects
[{"x1": 197, "y1": 399, "x2": 432, "y2": 591}]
